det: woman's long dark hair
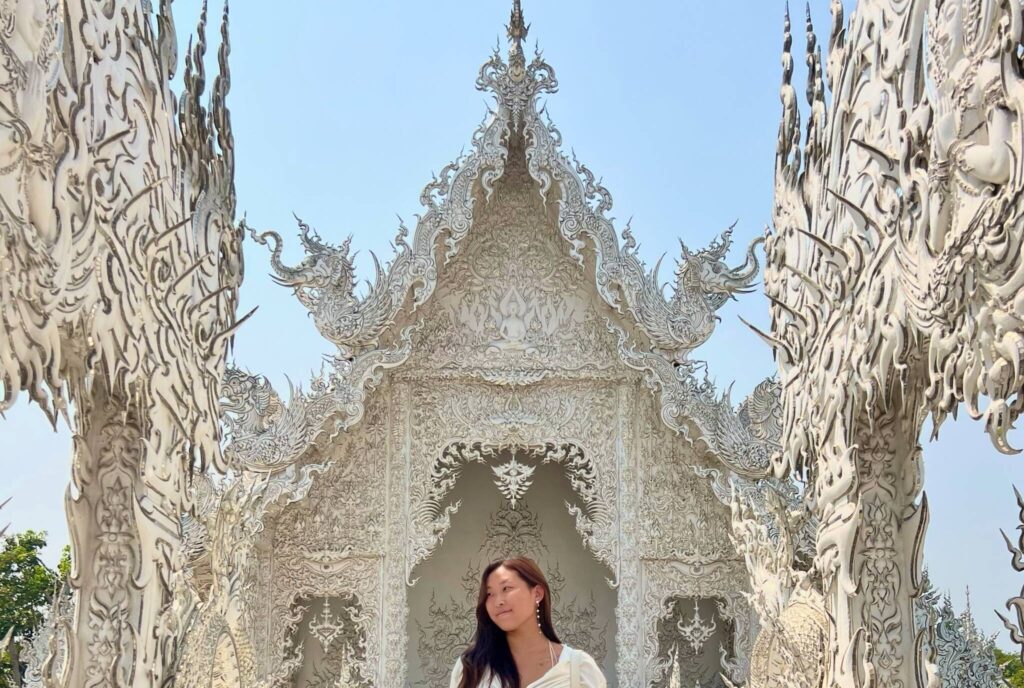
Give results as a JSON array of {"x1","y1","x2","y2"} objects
[{"x1": 458, "y1": 557, "x2": 561, "y2": 688}]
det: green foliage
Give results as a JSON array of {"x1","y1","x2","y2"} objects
[
  {"x1": 995, "y1": 647, "x2": 1024, "y2": 687},
  {"x1": 57, "y1": 546, "x2": 70, "y2": 583},
  {"x1": 0, "y1": 530, "x2": 62, "y2": 688}
]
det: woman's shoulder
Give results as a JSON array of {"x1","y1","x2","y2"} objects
[
  {"x1": 451, "y1": 658, "x2": 497, "y2": 688},
  {"x1": 563, "y1": 646, "x2": 606, "y2": 687},
  {"x1": 562, "y1": 645, "x2": 597, "y2": 665},
  {"x1": 449, "y1": 657, "x2": 464, "y2": 688}
]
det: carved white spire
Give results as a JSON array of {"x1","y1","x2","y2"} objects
[{"x1": 507, "y1": 0, "x2": 529, "y2": 73}]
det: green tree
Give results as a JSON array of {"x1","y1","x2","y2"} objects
[
  {"x1": 995, "y1": 647, "x2": 1024, "y2": 687},
  {"x1": 56, "y1": 546, "x2": 70, "y2": 583},
  {"x1": 0, "y1": 531, "x2": 62, "y2": 688}
]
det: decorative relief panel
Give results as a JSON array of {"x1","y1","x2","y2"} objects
[
  {"x1": 491, "y1": 457, "x2": 535, "y2": 507},
  {"x1": 637, "y1": 415, "x2": 736, "y2": 565},
  {"x1": 262, "y1": 555, "x2": 382, "y2": 688},
  {"x1": 272, "y1": 391, "x2": 390, "y2": 557},
  {"x1": 287, "y1": 595, "x2": 368, "y2": 688},
  {"x1": 404, "y1": 133, "x2": 627, "y2": 384},
  {"x1": 641, "y1": 561, "x2": 753, "y2": 688},
  {"x1": 404, "y1": 383, "x2": 623, "y2": 583},
  {"x1": 653, "y1": 597, "x2": 735, "y2": 688}
]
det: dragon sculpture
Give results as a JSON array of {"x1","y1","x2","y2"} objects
[
  {"x1": 675, "y1": 226, "x2": 762, "y2": 322},
  {"x1": 247, "y1": 217, "x2": 405, "y2": 359}
]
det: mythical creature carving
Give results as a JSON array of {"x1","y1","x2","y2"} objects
[
  {"x1": 732, "y1": 485, "x2": 813, "y2": 622},
  {"x1": 675, "y1": 225, "x2": 763, "y2": 326},
  {"x1": 767, "y1": 0, "x2": 1024, "y2": 685},
  {"x1": 248, "y1": 217, "x2": 393, "y2": 359},
  {"x1": 915, "y1": 0, "x2": 1024, "y2": 450}
]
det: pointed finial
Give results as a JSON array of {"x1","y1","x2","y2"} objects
[
  {"x1": 805, "y1": 2, "x2": 824, "y2": 107},
  {"x1": 507, "y1": 0, "x2": 530, "y2": 71},
  {"x1": 783, "y1": 2, "x2": 793, "y2": 57},
  {"x1": 509, "y1": 0, "x2": 528, "y2": 45}
]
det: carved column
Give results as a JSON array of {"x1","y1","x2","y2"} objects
[
  {"x1": 65, "y1": 383, "x2": 177, "y2": 688},
  {"x1": 817, "y1": 409, "x2": 927, "y2": 688},
  {"x1": 63, "y1": 381, "x2": 206, "y2": 688}
]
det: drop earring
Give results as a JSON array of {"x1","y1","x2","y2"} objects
[{"x1": 536, "y1": 600, "x2": 542, "y2": 630}]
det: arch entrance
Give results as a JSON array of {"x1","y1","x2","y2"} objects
[{"x1": 407, "y1": 442, "x2": 618, "y2": 686}]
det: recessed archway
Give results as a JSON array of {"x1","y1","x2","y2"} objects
[{"x1": 406, "y1": 443, "x2": 618, "y2": 686}]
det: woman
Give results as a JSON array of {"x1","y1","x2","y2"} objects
[{"x1": 450, "y1": 558, "x2": 606, "y2": 688}]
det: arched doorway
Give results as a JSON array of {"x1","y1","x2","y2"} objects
[{"x1": 406, "y1": 443, "x2": 618, "y2": 686}]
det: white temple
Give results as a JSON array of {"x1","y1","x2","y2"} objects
[
  {"x1": 3, "y1": 1, "x2": 1024, "y2": 687},
  {"x1": 173, "y1": 4, "x2": 777, "y2": 685}
]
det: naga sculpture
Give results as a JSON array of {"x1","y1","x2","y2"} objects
[
  {"x1": 674, "y1": 226, "x2": 762, "y2": 335},
  {"x1": 0, "y1": 1, "x2": 243, "y2": 686},
  {"x1": 767, "y1": 0, "x2": 1024, "y2": 685}
]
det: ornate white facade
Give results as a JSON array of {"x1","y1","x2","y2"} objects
[
  {"x1": 2, "y1": 1, "x2": 1022, "y2": 687},
  {"x1": 175, "y1": 5, "x2": 778, "y2": 685}
]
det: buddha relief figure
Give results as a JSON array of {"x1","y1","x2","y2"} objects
[
  {"x1": 927, "y1": 0, "x2": 1018, "y2": 254},
  {"x1": 0, "y1": 0, "x2": 60, "y2": 245},
  {"x1": 488, "y1": 285, "x2": 538, "y2": 354}
]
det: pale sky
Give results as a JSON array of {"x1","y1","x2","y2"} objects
[{"x1": 3, "y1": 0, "x2": 1021, "y2": 650}]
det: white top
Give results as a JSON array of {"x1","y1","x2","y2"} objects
[{"x1": 448, "y1": 645, "x2": 607, "y2": 688}]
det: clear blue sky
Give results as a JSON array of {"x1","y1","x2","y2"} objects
[{"x1": 3, "y1": 0, "x2": 1021, "y2": 649}]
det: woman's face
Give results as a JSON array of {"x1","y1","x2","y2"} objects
[{"x1": 485, "y1": 566, "x2": 542, "y2": 633}]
